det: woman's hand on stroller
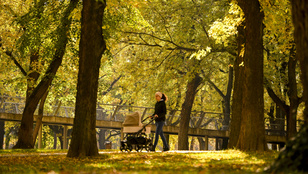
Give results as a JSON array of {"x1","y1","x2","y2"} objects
[{"x1": 149, "y1": 115, "x2": 158, "y2": 119}]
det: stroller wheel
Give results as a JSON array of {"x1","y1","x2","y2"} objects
[
  {"x1": 127, "y1": 145, "x2": 133, "y2": 152},
  {"x1": 146, "y1": 143, "x2": 153, "y2": 152},
  {"x1": 120, "y1": 145, "x2": 125, "y2": 152},
  {"x1": 136, "y1": 145, "x2": 143, "y2": 152}
]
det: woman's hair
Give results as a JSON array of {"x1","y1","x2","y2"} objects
[
  {"x1": 161, "y1": 93, "x2": 168, "y2": 102},
  {"x1": 155, "y1": 91, "x2": 168, "y2": 101}
]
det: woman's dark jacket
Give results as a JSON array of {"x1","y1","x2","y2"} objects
[{"x1": 152, "y1": 100, "x2": 166, "y2": 122}]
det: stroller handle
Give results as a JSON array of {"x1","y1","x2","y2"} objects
[{"x1": 141, "y1": 116, "x2": 156, "y2": 123}]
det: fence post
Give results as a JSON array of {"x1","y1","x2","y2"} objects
[
  {"x1": 65, "y1": 107, "x2": 69, "y2": 117},
  {"x1": 111, "y1": 105, "x2": 119, "y2": 121},
  {"x1": 15, "y1": 103, "x2": 19, "y2": 114},
  {"x1": 63, "y1": 125, "x2": 68, "y2": 149},
  {"x1": 120, "y1": 127, "x2": 124, "y2": 141},
  {"x1": 141, "y1": 108, "x2": 148, "y2": 121},
  {"x1": 204, "y1": 136, "x2": 208, "y2": 150}
]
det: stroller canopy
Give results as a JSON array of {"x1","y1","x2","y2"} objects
[{"x1": 123, "y1": 112, "x2": 141, "y2": 126}]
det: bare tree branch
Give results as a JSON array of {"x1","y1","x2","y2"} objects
[
  {"x1": 123, "y1": 31, "x2": 197, "y2": 52},
  {"x1": 208, "y1": 79, "x2": 226, "y2": 99},
  {"x1": 4, "y1": 50, "x2": 27, "y2": 76},
  {"x1": 101, "y1": 75, "x2": 122, "y2": 95}
]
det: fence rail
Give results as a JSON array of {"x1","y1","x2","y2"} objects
[
  {"x1": 0, "y1": 96, "x2": 304, "y2": 133},
  {"x1": 0, "y1": 96, "x2": 225, "y2": 131}
]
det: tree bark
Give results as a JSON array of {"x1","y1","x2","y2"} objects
[
  {"x1": 67, "y1": 0, "x2": 107, "y2": 157},
  {"x1": 228, "y1": 23, "x2": 245, "y2": 149},
  {"x1": 198, "y1": 137, "x2": 206, "y2": 150},
  {"x1": 207, "y1": 64, "x2": 233, "y2": 130},
  {"x1": 4, "y1": 130, "x2": 11, "y2": 149},
  {"x1": 178, "y1": 73, "x2": 202, "y2": 150},
  {"x1": 236, "y1": 0, "x2": 267, "y2": 151},
  {"x1": 0, "y1": 121, "x2": 4, "y2": 149},
  {"x1": 287, "y1": 49, "x2": 300, "y2": 139},
  {"x1": 33, "y1": 90, "x2": 48, "y2": 145},
  {"x1": 291, "y1": 2, "x2": 308, "y2": 123}
]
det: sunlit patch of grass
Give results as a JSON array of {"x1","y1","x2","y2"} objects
[
  {"x1": 0, "y1": 149, "x2": 279, "y2": 173},
  {"x1": 0, "y1": 149, "x2": 68, "y2": 155}
]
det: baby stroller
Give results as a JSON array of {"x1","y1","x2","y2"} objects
[{"x1": 120, "y1": 112, "x2": 155, "y2": 152}]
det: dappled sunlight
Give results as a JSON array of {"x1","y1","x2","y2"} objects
[{"x1": 0, "y1": 149, "x2": 279, "y2": 173}]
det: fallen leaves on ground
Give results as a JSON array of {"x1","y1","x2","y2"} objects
[{"x1": 0, "y1": 149, "x2": 278, "y2": 174}]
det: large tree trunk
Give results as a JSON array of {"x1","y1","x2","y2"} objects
[
  {"x1": 236, "y1": 0, "x2": 267, "y2": 151},
  {"x1": 291, "y1": 2, "x2": 308, "y2": 123},
  {"x1": 67, "y1": 0, "x2": 106, "y2": 157},
  {"x1": 13, "y1": 0, "x2": 78, "y2": 149},
  {"x1": 178, "y1": 73, "x2": 202, "y2": 150},
  {"x1": 228, "y1": 23, "x2": 245, "y2": 149}
]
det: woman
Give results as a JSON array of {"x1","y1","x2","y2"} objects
[{"x1": 150, "y1": 92, "x2": 170, "y2": 152}]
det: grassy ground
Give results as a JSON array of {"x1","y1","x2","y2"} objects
[{"x1": 0, "y1": 149, "x2": 279, "y2": 174}]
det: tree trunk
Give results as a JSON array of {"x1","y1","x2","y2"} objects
[
  {"x1": 198, "y1": 137, "x2": 206, "y2": 150},
  {"x1": 5, "y1": 130, "x2": 10, "y2": 149},
  {"x1": 291, "y1": 2, "x2": 308, "y2": 123},
  {"x1": 14, "y1": 52, "x2": 40, "y2": 149},
  {"x1": 222, "y1": 65, "x2": 233, "y2": 129},
  {"x1": 53, "y1": 131, "x2": 57, "y2": 149},
  {"x1": 190, "y1": 137, "x2": 195, "y2": 150},
  {"x1": 0, "y1": 121, "x2": 4, "y2": 149},
  {"x1": 98, "y1": 129, "x2": 107, "y2": 149},
  {"x1": 287, "y1": 49, "x2": 299, "y2": 139},
  {"x1": 13, "y1": 0, "x2": 78, "y2": 149},
  {"x1": 291, "y1": 1, "x2": 308, "y2": 165},
  {"x1": 228, "y1": 23, "x2": 245, "y2": 149},
  {"x1": 236, "y1": 0, "x2": 267, "y2": 151},
  {"x1": 67, "y1": 0, "x2": 106, "y2": 157},
  {"x1": 222, "y1": 66, "x2": 233, "y2": 149},
  {"x1": 33, "y1": 90, "x2": 48, "y2": 145},
  {"x1": 207, "y1": 65, "x2": 233, "y2": 149},
  {"x1": 178, "y1": 73, "x2": 202, "y2": 150}
]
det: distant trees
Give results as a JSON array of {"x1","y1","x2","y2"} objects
[
  {"x1": 262, "y1": 0, "x2": 302, "y2": 141},
  {"x1": 269, "y1": 0, "x2": 308, "y2": 172}
]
